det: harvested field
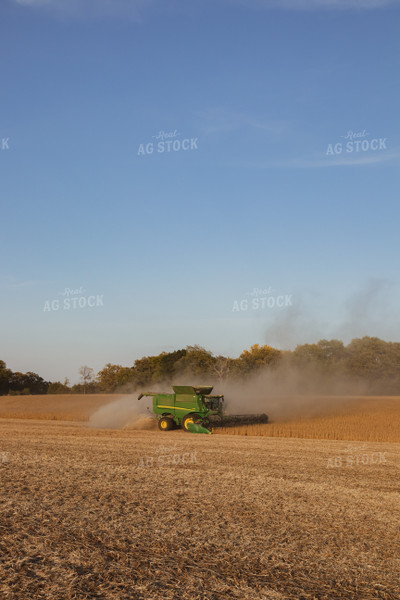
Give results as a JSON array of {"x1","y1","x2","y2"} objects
[
  {"x1": 1, "y1": 417, "x2": 400, "y2": 600},
  {"x1": 0, "y1": 394, "x2": 115, "y2": 421}
]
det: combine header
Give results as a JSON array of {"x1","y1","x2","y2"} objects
[{"x1": 137, "y1": 385, "x2": 268, "y2": 434}]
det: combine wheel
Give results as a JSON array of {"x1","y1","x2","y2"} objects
[
  {"x1": 158, "y1": 417, "x2": 175, "y2": 431},
  {"x1": 182, "y1": 413, "x2": 202, "y2": 432}
]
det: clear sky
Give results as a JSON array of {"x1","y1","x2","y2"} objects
[{"x1": 1, "y1": 0, "x2": 399, "y2": 383}]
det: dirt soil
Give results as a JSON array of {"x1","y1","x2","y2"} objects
[{"x1": 1, "y1": 418, "x2": 399, "y2": 600}]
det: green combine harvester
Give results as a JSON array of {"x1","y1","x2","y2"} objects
[{"x1": 137, "y1": 385, "x2": 269, "y2": 434}]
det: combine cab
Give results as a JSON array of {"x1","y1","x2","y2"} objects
[{"x1": 137, "y1": 385, "x2": 268, "y2": 434}]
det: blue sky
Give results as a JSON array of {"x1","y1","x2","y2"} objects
[{"x1": 1, "y1": 0, "x2": 399, "y2": 383}]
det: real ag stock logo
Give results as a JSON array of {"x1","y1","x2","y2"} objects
[
  {"x1": 326, "y1": 129, "x2": 387, "y2": 157},
  {"x1": 326, "y1": 444, "x2": 387, "y2": 469},
  {"x1": 137, "y1": 129, "x2": 198, "y2": 156},
  {"x1": 137, "y1": 444, "x2": 198, "y2": 468},
  {"x1": 43, "y1": 286, "x2": 104, "y2": 312},
  {"x1": 232, "y1": 286, "x2": 293, "y2": 313}
]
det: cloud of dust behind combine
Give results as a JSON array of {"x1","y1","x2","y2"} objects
[
  {"x1": 88, "y1": 395, "x2": 157, "y2": 429},
  {"x1": 142, "y1": 367, "x2": 368, "y2": 423},
  {"x1": 219, "y1": 365, "x2": 370, "y2": 423},
  {"x1": 88, "y1": 370, "x2": 379, "y2": 429}
]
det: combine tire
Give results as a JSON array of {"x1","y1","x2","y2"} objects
[
  {"x1": 158, "y1": 417, "x2": 174, "y2": 431},
  {"x1": 182, "y1": 413, "x2": 202, "y2": 432}
]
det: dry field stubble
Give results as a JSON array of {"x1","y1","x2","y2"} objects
[
  {"x1": 1, "y1": 416, "x2": 400, "y2": 600},
  {"x1": 0, "y1": 394, "x2": 115, "y2": 422}
]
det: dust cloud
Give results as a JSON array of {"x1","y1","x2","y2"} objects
[
  {"x1": 88, "y1": 366, "x2": 376, "y2": 430},
  {"x1": 88, "y1": 395, "x2": 157, "y2": 430},
  {"x1": 218, "y1": 364, "x2": 370, "y2": 423}
]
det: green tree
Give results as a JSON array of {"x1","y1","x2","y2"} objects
[
  {"x1": 48, "y1": 381, "x2": 71, "y2": 394},
  {"x1": 151, "y1": 349, "x2": 187, "y2": 383},
  {"x1": 8, "y1": 371, "x2": 49, "y2": 395},
  {"x1": 236, "y1": 344, "x2": 281, "y2": 376},
  {"x1": 131, "y1": 356, "x2": 159, "y2": 387},
  {"x1": 97, "y1": 363, "x2": 135, "y2": 392},
  {"x1": 25, "y1": 372, "x2": 50, "y2": 394},
  {"x1": 0, "y1": 361, "x2": 12, "y2": 395},
  {"x1": 346, "y1": 337, "x2": 400, "y2": 381},
  {"x1": 174, "y1": 345, "x2": 216, "y2": 378},
  {"x1": 292, "y1": 339, "x2": 346, "y2": 373},
  {"x1": 97, "y1": 363, "x2": 123, "y2": 392}
]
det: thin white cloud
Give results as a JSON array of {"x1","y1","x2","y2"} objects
[
  {"x1": 14, "y1": 0, "x2": 49, "y2": 5},
  {"x1": 196, "y1": 108, "x2": 290, "y2": 137},
  {"x1": 11, "y1": 0, "x2": 156, "y2": 20},
  {"x1": 3, "y1": 278, "x2": 41, "y2": 289},
  {"x1": 225, "y1": 0, "x2": 400, "y2": 10},
  {"x1": 13, "y1": 0, "x2": 396, "y2": 19},
  {"x1": 230, "y1": 148, "x2": 400, "y2": 169}
]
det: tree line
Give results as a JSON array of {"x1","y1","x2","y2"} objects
[{"x1": 1, "y1": 336, "x2": 400, "y2": 396}]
